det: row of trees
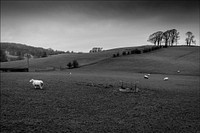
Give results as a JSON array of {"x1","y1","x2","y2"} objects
[
  {"x1": 113, "y1": 46, "x2": 162, "y2": 58},
  {"x1": 113, "y1": 49, "x2": 141, "y2": 58},
  {"x1": 148, "y1": 29, "x2": 196, "y2": 46},
  {"x1": 148, "y1": 29, "x2": 180, "y2": 47}
]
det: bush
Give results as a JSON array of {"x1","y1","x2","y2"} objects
[
  {"x1": 116, "y1": 52, "x2": 120, "y2": 57},
  {"x1": 131, "y1": 49, "x2": 141, "y2": 54},
  {"x1": 134, "y1": 49, "x2": 141, "y2": 54},
  {"x1": 113, "y1": 54, "x2": 116, "y2": 58},
  {"x1": 73, "y1": 60, "x2": 79, "y2": 68},
  {"x1": 143, "y1": 48, "x2": 151, "y2": 53},
  {"x1": 131, "y1": 50, "x2": 135, "y2": 54},
  {"x1": 122, "y1": 51, "x2": 127, "y2": 56},
  {"x1": 67, "y1": 62, "x2": 72, "y2": 69},
  {"x1": 151, "y1": 46, "x2": 161, "y2": 51}
]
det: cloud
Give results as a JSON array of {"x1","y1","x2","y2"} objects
[{"x1": 1, "y1": 1, "x2": 199, "y2": 51}]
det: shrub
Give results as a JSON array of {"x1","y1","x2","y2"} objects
[
  {"x1": 134, "y1": 49, "x2": 141, "y2": 54},
  {"x1": 73, "y1": 60, "x2": 79, "y2": 68},
  {"x1": 131, "y1": 49, "x2": 141, "y2": 54},
  {"x1": 116, "y1": 52, "x2": 120, "y2": 57},
  {"x1": 131, "y1": 50, "x2": 135, "y2": 54},
  {"x1": 122, "y1": 51, "x2": 127, "y2": 55},
  {"x1": 143, "y1": 48, "x2": 151, "y2": 53},
  {"x1": 67, "y1": 62, "x2": 72, "y2": 69}
]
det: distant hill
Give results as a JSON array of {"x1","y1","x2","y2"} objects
[
  {"x1": 0, "y1": 45, "x2": 146, "y2": 70},
  {"x1": 0, "y1": 42, "x2": 65, "y2": 61},
  {"x1": 1, "y1": 45, "x2": 199, "y2": 76}
]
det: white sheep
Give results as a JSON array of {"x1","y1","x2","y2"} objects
[
  {"x1": 177, "y1": 70, "x2": 180, "y2": 73},
  {"x1": 147, "y1": 74, "x2": 150, "y2": 76},
  {"x1": 144, "y1": 75, "x2": 149, "y2": 79},
  {"x1": 163, "y1": 77, "x2": 169, "y2": 81},
  {"x1": 29, "y1": 79, "x2": 44, "y2": 89}
]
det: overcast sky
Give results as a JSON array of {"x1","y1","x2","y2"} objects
[{"x1": 1, "y1": 0, "x2": 199, "y2": 52}]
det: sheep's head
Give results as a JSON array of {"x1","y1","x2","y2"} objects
[{"x1": 29, "y1": 79, "x2": 34, "y2": 82}]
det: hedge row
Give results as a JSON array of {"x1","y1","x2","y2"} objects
[{"x1": 113, "y1": 46, "x2": 163, "y2": 58}]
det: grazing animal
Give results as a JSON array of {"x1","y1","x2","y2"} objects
[
  {"x1": 147, "y1": 74, "x2": 150, "y2": 76},
  {"x1": 163, "y1": 77, "x2": 169, "y2": 81},
  {"x1": 177, "y1": 70, "x2": 180, "y2": 73},
  {"x1": 29, "y1": 79, "x2": 44, "y2": 89},
  {"x1": 144, "y1": 75, "x2": 149, "y2": 79}
]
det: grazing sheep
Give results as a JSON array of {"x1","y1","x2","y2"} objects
[
  {"x1": 163, "y1": 77, "x2": 169, "y2": 81},
  {"x1": 177, "y1": 70, "x2": 180, "y2": 73},
  {"x1": 29, "y1": 79, "x2": 44, "y2": 89},
  {"x1": 144, "y1": 75, "x2": 149, "y2": 79},
  {"x1": 147, "y1": 74, "x2": 150, "y2": 76}
]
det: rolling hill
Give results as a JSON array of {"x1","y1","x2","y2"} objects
[
  {"x1": 1, "y1": 46, "x2": 199, "y2": 76},
  {"x1": 0, "y1": 42, "x2": 65, "y2": 60},
  {"x1": 80, "y1": 46, "x2": 200, "y2": 76},
  {"x1": 0, "y1": 45, "x2": 148, "y2": 70}
]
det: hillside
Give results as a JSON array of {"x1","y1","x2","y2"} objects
[
  {"x1": 0, "y1": 45, "x2": 147, "y2": 71},
  {"x1": 81, "y1": 46, "x2": 199, "y2": 76},
  {"x1": 1, "y1": 46, "x2": 199, "y2": 76},
  {"x1": 0, "y1": 42, "x2": 65, "y2": 61}
]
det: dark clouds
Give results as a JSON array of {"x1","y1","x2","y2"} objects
[
  {"x1": 2, "y1": 0, "x2": 199, "y2": 20},
  {"x1": 1, "y1": 0, "x2": 199, "y2": 51}
]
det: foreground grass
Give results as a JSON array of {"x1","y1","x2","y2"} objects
[{"x1": 1, "y1": 72, "x2": 200, "y2": 132}]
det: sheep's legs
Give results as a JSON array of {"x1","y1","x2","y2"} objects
[{"x1": 39, "y1": 85, "x2": 43, "y2": 89}]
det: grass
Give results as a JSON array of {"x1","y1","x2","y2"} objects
[
  {"x1": 0, "y1": 45, "x2": 160, "y2": 71},
  {"x1": 1, "y1": 46, "x2": 200, "y2": 132},
  {"x1": 80, "y1": 46, "x2": 200, "y2": 76},
  {"x1": 1, "y1": 72, "x2": 199, "y2": 132}
]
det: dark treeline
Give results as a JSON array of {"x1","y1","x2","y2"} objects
[
  {"x1": 0, "y1": 42, "x2": 65, "y2": 62},
  {"x1": 113, "y1": 45, "x2": 162, "y2": 58},
  {"x1": 148, "y1": 29, "x2": 180, "y2": 47}
]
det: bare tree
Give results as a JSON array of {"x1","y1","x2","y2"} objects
[
  {"x1": 163, "y1": 30, "x2": 171, "y2": 47},
  {"x1": 169, "y1": 29, "x2": 180, "y2": 46},
  {"x1": 185, "y1": 31, "x2": 196, "y2": 46},
  {"x1": 148, "y1": 31, "x2": 163, "y2": 46}
]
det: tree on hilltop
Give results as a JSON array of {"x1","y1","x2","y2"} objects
[
  {"x1": 169, "y1": 29, "x2": 180, "y2": 46},
  {"x1": 185, "y1": 31, "x2": 196, "y2": 46},
  {"x1": 147, "y1": 31, "x2": 163, "y2": 46},
  {"x1": 148, "y1": 29, "x2": 180, "y2": 47}
]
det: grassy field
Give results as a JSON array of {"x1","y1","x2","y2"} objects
[
  {"x1": 0, "y1": 45, "x2": 155, "y2": 71},
  {"x1": 1, "y1": 46, "x2": 200, "y2": 132},
  {"x1": 1, "y1": 71, "x2": 200, "y2": 132},
  {"x1": 80, "y1": 46, "x2": 200, "y2": 76}
]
